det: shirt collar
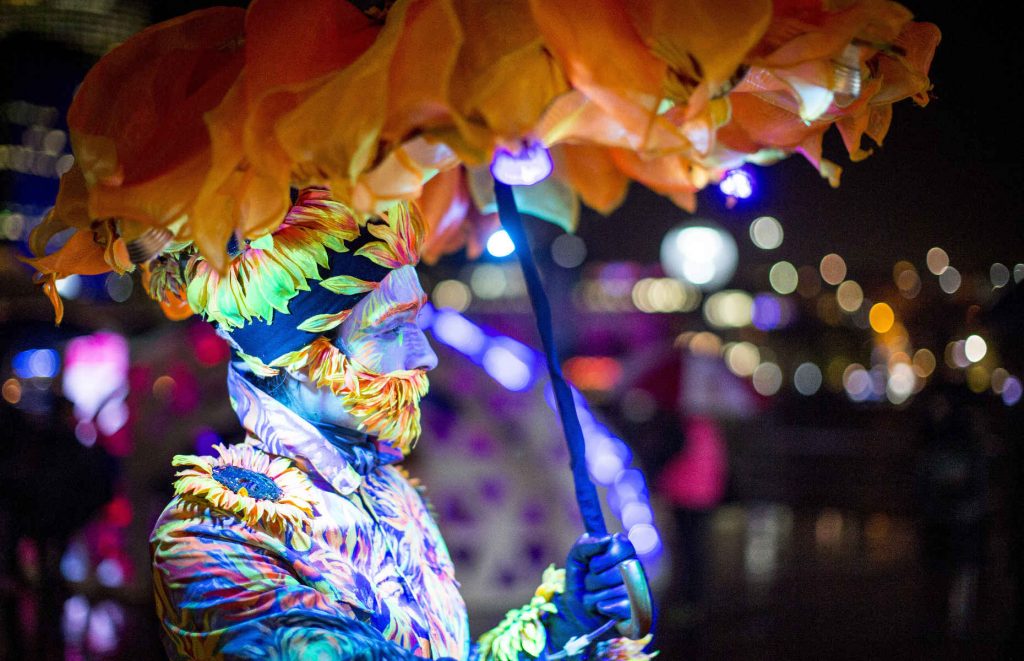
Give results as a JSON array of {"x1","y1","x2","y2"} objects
[{"x1": 226, "y1": 366, "x2": 401, "y2": 495}]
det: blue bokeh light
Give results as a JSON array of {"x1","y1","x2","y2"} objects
[
  {"x1": 719, "y1": 168, "x2": 755, "y2": 200},
  {"x1": 12, "y1": 348, "x2": 60, "y2": 379},
  {"x1": 486, "y1": 229, "x2": 516, "y2": 258}
]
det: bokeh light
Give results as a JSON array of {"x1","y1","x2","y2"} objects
[
  {"x1": 843, "y1": 364, "x2": 871, "y2": 402},
  {"x1": 990, "y1": 262, "x2": 1010, "y2": 288},
  {"x1": 152, "y1": 375, "x2": 175, "y2": 401},
  {"x1": 432, "y1": 310, "x2": 488, "y2": 356},
  {"x1": 964, "y1": 335, "x2": 987, "y2": 362},
  {"x1": 104, "y1": 273, "x2": 133, "y2": 302},
  {"x1": 551, "y1": 234, "x2": 587, "y2": 268},
  {"x1": 752, "y1": 294, "x2": 795, "y2": 331},
  {"x1": 825, "y1": 358, "x2": 847, "y2": 392},
  {"x1": 836, "y1": 280, "x2": 864, "y2": 312},
  {"x1": 886, "y1": 363, "x2": 916, "y2": 404},
  {"x1": 470, "y1": 264, "x2": 508, "y2": 299},
  {"x1": 749, "y1": 216, "x2": 783, "y2": 250},
  {"x1": 2, "y1": 378, "x2": 21, "y2": 404},
  {"x1": 486, "y1": 229, "x2": 516, "y2": 258},
  {"x1": 632, "y1": 278, "x2": 700, "y2": 313},
  {"x1": 627, "y1": 523, "x2": 661, "y2": 555},
  {"x1": 432, "y1": 280, "x2": 472, "y2": 312},
  {"x1": 56, "y1": 274, "x2": 82, "y2": 299},
  {"x1": 938, "y1": 266, "x2": 961, "y2": 294},
  {"x1": 793, "y1": 362, "x2": 823, "y2": 395},
  {"x1": 769, "y1": 261, "x2": 798, "y2": 295},
  {"x1": 896, "y1": 269, "x2": 921, "y2": 299},
  {"x1": 819, "y1": 253, "x2": 847, "y2": 285},
  {"x1": 991, "y1": 368, "x2": 1010, "y2": 394},
  {"x1": 1002, "y1": 377, "x2": 1022, "y2": 406},
  {"x1": 912, "y1": 349, "x2": 936, "y2": 378},
  {"x1": 703, "y1": 290, "x2": 753, "y2": 328},
  {"x1": 660, "y1": 222, "x2": 738, "y2": 291},
  {"x1": 482, "y1": 339, "x2": 534, "y2": 391},
  {"x1": 868, "y1": 303, "x2": 895, "y2": 334},
  {"x1": 967, "y1": 366, "x2": 990, "y2": 393},
  {"x1": 725, "y1": 342, "x2": 760, "y2": 377},
  {"x1": 945, "y1": 340, "x2": 970, "y2": 369},
  {"x1": 752, "y1": 362, "x2": 783, "y2": 396},
  {"x1": 926, "y1": 247, "x2": 949, "y2": 275}
]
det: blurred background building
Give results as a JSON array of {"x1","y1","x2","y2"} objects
[{"x1": 1, "y1": 1, "x2": 1020, "y2": 659}]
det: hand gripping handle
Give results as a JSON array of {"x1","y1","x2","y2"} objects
[{"x1": 615, "y1": 559, "x2": 653, "y2": 639}]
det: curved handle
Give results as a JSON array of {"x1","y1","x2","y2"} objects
[{"x1": 615, "y1": 559, "x2": 653, "y2": 639}]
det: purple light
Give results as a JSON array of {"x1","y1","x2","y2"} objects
[
  {"x1": 482, "y1": 338, "x2": 534, "y2": 391},
  {"x1": 752, "y1": 294, "x2": 782, "y2": 330},
  {"x1": 431, "y1": 310, "x2": 488, "y2": 357},
  {"x1": 1003, "y1": 377, "x2": 1022, "y2": 406},
  {"x1": 719, "y1": 168, "x2": 755, "y2": 200},
  {"x1": 490, "y1": 143, "x2": 553, "y2": 186}
]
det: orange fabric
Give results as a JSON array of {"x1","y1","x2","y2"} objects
[
  {"x1": 68, "y1": 8, "x2": 245, "y2": 229},
  {"x1": 23, "y1": 227, "x2": 111, "y2": 277},
  {"x1": 30, "y1": 0, "x2": 939, "y2": 313}
]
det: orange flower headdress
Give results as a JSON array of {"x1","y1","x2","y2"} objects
[{"x1": 25, "y1": 0, "x2": 938, "y2": 306}]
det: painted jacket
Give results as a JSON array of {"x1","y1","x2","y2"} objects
[{"x1": 151, "y1": 368, "x2": 469, "y2": 659}]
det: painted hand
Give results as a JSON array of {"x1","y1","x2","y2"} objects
[{"x1": 546, "y1": 533, "x2": 640, "y2": 652}]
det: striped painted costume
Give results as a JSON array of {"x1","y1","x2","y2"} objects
[{"x1": 151, "y1": 367, "x2": 469, "y2": 659}]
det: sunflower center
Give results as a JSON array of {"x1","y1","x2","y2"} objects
[{"x1": 212, "y1": 465, "x2": 282, "y2": 501}]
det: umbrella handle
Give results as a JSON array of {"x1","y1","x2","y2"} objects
[{"x1": 615, "y1": 559, "x2": 653, "y2": 639}]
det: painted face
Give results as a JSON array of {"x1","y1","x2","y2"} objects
[
  {"x1": 282, "y1": 265, "x2": 437, "y2": 451},
  {"x1": 335, "y1": 265, "x2": 437, "y2": 374}
]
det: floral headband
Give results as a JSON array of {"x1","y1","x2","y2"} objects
[{"x1": 140, "y1": 187, "x2": 423, "y2": 374}]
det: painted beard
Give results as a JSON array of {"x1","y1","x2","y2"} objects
[{"x1": 278, "y1": 336, "x2": 429, "y2": 454}]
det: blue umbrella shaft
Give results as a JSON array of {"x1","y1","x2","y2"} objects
[{"x1": 494, "y1": 180, "x2": 608, "y2": 537}]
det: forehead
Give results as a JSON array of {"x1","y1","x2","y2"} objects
[{"x1": 351, "y1": 265, "x2": 426, "y2": 328}]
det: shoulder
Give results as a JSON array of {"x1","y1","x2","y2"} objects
[{"x1": 152, "y1": 442, "x2": 319, "y2": 551}]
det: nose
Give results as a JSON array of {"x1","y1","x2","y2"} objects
[{"x1": 406, "y1": 328, "x2": 438, "y2": 372}]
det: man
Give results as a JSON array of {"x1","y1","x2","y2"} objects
[{"x1": 148, "y1": 189, "x2": 649, "y2": 659}]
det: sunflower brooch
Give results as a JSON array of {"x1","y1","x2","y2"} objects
[{"x1": 172, "y1": 442, "x2": 317, "y2": 548}]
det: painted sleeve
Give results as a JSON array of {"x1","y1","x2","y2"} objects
[{"x1": 151, "y1": 512, "x2": 422, "y2": 661}]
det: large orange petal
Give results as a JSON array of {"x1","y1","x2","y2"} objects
[
  {"x1": 530, "y1": 0, "x2": 667, "y2": 150},
  {"x1": 609, "y1": 150, "x2": 698, "y2": 199},
  {"x1": 273, "y1": 1, "x2": 411, "y2": 203},
  {"x1": 244, "y1": 0, "x2": 378, "y2": 97},
  {"x1": 382, "y1": 0, "x2": 461, "y2": 147},
  {"x1": 871, "y1": 21, "x2": 940, "y2": 106},
  {"x1": 627, "y1": 0, "x2": 771, "y2": 102},
  {"x1": 69, "y1": 7, "x2": 244, "y2": 187},
  {"x1": 22, "y1": 228, "x2": 112, "y2": 277},
  {"x1": 552, "y1": 144, "x2": 629, "y2": 214},
  {"x1": 28, "y1": 163, "x2": 91, "y2": 259}
]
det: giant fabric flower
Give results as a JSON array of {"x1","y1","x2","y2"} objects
[
  {"x1": 27, "y1": 0, "x2": 939, "y2": 314},
  {"x1": 173, "y1": 442, "x2": 317, "y2": 548}
]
